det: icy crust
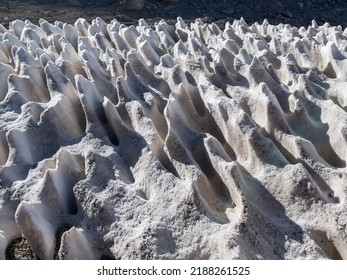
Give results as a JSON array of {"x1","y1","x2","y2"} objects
[{"x1": 0, "y1": 17, "x2": 347, "y2": 259}]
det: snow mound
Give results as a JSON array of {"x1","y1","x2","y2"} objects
[{"x1": 0, "y1": 17, "x2": 347, "y2": 259}]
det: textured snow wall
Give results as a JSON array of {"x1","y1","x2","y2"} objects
[{"x1": 0, "y1": 17, "x2": 347, "y2": 259}]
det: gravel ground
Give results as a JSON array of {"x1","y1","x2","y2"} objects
[
  {"x1": 5, "y1": 238, "x2": 38, "y2": 260},
  {"x1": 0, "y1": 0, "x2": 347, "y2": 28}
]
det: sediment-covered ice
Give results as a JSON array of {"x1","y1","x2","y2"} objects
[{"x1": 0, "y1": 17, "x2": 347, "y2": 259}]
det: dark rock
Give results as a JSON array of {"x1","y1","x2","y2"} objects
[
  {"x1": 163, "y1": 0, "x2": 180, "y2": 5},
  {"x1": 117, "y1": 0, "x2": 144, "y2": 11}
]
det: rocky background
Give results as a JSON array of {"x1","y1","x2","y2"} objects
[{"x1": 0, "y1": 0, "x2": 347, "y2": 28}]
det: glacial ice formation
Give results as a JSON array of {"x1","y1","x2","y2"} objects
[{"x1": 0, "y1": 16, "x2": 347, "y2": 259}]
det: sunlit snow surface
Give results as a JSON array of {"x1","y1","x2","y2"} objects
[{"x1": 0, "y1": 17, "x2": 347, "y2": 259}]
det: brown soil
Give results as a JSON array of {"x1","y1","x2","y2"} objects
[{"x1": 0, "y1": 0, "x2": 347, "y2": 28}]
